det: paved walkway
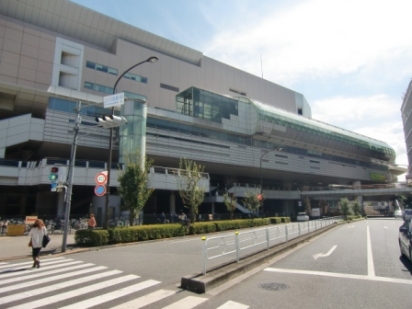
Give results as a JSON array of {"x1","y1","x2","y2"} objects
[{"x1": 0, "y1": 232, "x2": 77, "y2": 261}]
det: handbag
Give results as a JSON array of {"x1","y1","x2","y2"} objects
[{"x1": 42, "y1": 233, "x2": 51, "y2": 248}]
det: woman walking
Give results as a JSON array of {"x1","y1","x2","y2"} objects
[{"x1": 28, "y1": 219, "x2": 47, "y2": 268}]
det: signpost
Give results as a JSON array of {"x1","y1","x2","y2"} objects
[
  {"x1": 103, "y1": 93, "x2": 124, "y2": 108},
  {"x1": 94, "y1": 171, "x2": 108, "y2": 196},
  {"x1": 94, "y1": 185, "x2": 106, "y2": 196}
]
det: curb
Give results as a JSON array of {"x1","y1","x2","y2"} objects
[{"x1": 180, "y1": 223, "x2": 339, "y2": 294}]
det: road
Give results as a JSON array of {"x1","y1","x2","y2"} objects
[
  {"x1": 0, "y1": 219, "x2": 410, "y2": 308},
  {"x1": 198, "y1": 218, "x2": 412, "y2": 309}
]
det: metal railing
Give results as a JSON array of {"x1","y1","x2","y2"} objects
[{"x1": 201, "y1": 216, "x2": 342, "y2": 274}]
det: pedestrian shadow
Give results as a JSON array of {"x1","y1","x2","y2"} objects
[
  {"x1": 0, "y1": 267, "x2": 28, "y2": 274},
  {"x1": 399, "y1": 255, "x2": 412, "y2": 275}
]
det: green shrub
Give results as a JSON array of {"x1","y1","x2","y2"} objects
[
  {"x1": 75, "y1": 229, "x2": 109, "y2": 246},
  {"x1": 189, "y1": 222, "x2": 217, "y2": 234},
  {"x1": 108, "y1": 224, "x2": 187, "y2": 243}
]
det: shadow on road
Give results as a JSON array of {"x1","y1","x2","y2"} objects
[{"x1": 399, "y1": 255, "x2": 412, "y2": 275}]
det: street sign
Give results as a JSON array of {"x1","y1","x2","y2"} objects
[
  {"x1": 94, "y1": 185, "x2": 106, "y2": 196},
  {"x1": 95, "y1": 172, "x2": 107, "y2": 185},
  {"x1": 51, "y1": 182, "x2": 57, "y2": 192},
  {"x1": 103, "y1": 93, "x2": 124, "y2": 108}
]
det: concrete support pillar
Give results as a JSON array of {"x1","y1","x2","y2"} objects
[
  {"x1": 169, "y1": 193, "x2": 176, "y2": 214},
  {"x1": 352, "y1": 181, "x2": 363, "y2": 213}
]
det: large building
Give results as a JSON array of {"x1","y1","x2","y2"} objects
[{"x1": 0, "y1": 0, "x2": 405, "y2": 222}]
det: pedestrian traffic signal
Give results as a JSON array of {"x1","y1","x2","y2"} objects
[
  {"x1": 95, "y1": 115, "x2": 127, "y2": 129},
  {"x1": 50, "y1": 166, "x2": 59, "y2": 181}
]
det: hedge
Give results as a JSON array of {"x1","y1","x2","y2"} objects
[{"x1": 75, "y1": 217, "x2": 288, "y2": 246}]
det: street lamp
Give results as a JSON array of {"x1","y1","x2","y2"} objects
[
  {"x1": 259, "y1": 147, "x2": 282, "y2": 216},
  {"x1": 103, "y1": 56, "x2": 159, "y2": 229}
]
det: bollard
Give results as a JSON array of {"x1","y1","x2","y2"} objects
[
  {"x1": 285, "y1": 225, "x2": 289, "y2": 242},
  {"x1": 202, "y1": 236, "x2": 207, "y2": 275},
  {"x1": 266, "y1": 227, "x2": 270, "y2": 250},
  {"x1": 235, "y1": 231, "x2": 240, "y2": 262}
]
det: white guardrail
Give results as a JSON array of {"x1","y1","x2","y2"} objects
[{"x1": 202, "y1": 216, "x2": 343, "y2": 274}]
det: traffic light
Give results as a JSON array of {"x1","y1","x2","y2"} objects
[
  {"x1": 50, "y1": 166, "x2": 59, "y2": 181},
  {"x1": 95, "y1": 115, "x2": 127, "y2": 129}
]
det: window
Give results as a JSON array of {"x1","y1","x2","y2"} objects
[
  {"x1": 84, "y1": 82, "x2": 113, "y2": 94},
  {"x1": 161, "y1": 83, "x2": 179, "y2": 92},
  {"x1": 86, "y1": 61, "x2": 118, "y2": 75},
  {"x1": 123, "y1": 91, "x2": 147, "y2": 102},
  {"x1": 123, "y1": 72, "x2": 147, "y2": 83},
  {"x1": 229, "y1": 88, "x2": 247, "y2": 96}
]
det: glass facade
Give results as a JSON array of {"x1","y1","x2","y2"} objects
[
  {"x1": 176, "y1": 87, "x2": 238, "y2": 123},
  {"x1": 48, "y1": 97, "x2": 114, "y2": 117},
  {"x1": 253, "y1": 100, "x2": 394, "y2": 157}
]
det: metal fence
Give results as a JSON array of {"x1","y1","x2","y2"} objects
[{"x1": 201, "y1": 216, "x2": 342, "y2": 274}]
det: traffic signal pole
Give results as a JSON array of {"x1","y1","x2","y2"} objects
[{"x1": 61, "y1": 101, "x2": 81, "y2": 252}]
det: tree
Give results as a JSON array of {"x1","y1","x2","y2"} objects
[
  {"x1": 242, "y1": 190, "x2": 263, "y2": 217},
  {"x1": 223, "y1": 192, "x2": 237, "y2": 220},
  {"x1": 338, "y1": 197, "x2": 352, "y2": 219},
  {"x1": 117, "y1": 151, "x2": 154, "y2": 226},
  {"x1": 352, "y1": 200, "x2": 361, "y2": 216},
  {"x1": 175, "y1": 158, "x2": 206, "y2": 224}
]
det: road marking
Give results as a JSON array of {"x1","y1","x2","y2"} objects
[
  {"x1": 0, "y1": 269, "x2": 122, "y2": 305},
  {"x1": 384, "y1": 226, "x2": 388, "y2": 229},
  {"x1": 264, "y1": 267, "x2": 412, "y2": 285},
  {"x1": 170, "y1": 239, "x2": 196, "y2": 244},
  {"x1": 347, "y1": 225, "x2": 354, "y2": 228},
  {"x1": 0, "y1": 264, "x2": 105, "y2": 293},
  {"x1": 217, "y1": 300, "x2": 250, "y2": 308},
  {"x1": 58, "y1": 279, "x2": 160, "y2": 309},
  {"x1": 110, "y1": 289, "x2": 177, "y2": 309},
  {"x1": 0, "y1": 261, "x2": 86, "y2": 282},
  {"x1": 7, "y1": 274, "x2": 139, "y2": 309},
  {"x1": 162, "y1": 296, "x2": 208, "y2": 309},
  {"x1": 367, "y1": 225, "x2": 375, "y2": 277},
  {"x1": 0, "y1": 257, "x2": 66, "y2": 270},
  {"x1": 313, "y1": 245, "x2": 337, "y2": 260}
]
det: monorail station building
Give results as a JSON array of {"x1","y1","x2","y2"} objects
[{"x1": 0, "y1": 0, "x2": 406, "y2": 221}]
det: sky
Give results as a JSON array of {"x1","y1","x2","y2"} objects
[{"x1": 73, "y1": 0, "x2": 412, "y2": 180}]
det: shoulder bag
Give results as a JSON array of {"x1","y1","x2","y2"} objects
[{"x1": 42, "y1": 228, "x2": 51, "y2": 248}]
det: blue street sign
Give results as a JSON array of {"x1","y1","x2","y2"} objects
[{"x1": 94, "y1": 185, "x2": 106, "y2": 196}]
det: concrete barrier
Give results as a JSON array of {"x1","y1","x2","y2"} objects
[{"x1": 181, "y1": 223, "x2": 339, "y2": 294}]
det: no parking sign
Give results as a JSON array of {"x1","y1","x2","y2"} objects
[{"x1": 94, "y1": 171, "x2": 107, "y2": 196}]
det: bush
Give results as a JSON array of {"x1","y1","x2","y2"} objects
[
  {"x1": 189, "y1": 222, "x2": 216, "y2": 234},
  {"x1": 75, "y1": 216, "x2": 290, "y2": 246},
  {"x1": 75, "y1": 229, "x2": 109, "y2": 246},
  {"x1": 108, "y1": 224, "x2": 187, "y2": 243}
]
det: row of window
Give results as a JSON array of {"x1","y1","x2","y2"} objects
[
  {"x1": 146, "y1": 117, "x2": 387, "y2": 171},
  {"x1": 86, "y1": 61, "x2": 147, "y2": 83},
  {"x1": 84, "y1": 82, "x2": 147, "y2": 102}
]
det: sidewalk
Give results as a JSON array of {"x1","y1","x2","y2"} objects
[{"x1": 0, "y1": 232, "x2": 78, "y2": 261}]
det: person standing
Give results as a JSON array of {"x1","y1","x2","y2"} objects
[
  {"x1": 88, "y1": 213, "x2": 96, "y2": 229},
  {"x1": 28, "y1": 219, "x2": 47, "y2": 268}
]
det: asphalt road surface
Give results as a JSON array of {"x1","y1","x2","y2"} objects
[{"x1": 1, "y1": 219, "x2": 410, "y2": 308}]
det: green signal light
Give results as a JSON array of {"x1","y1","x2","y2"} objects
[{"x1": 50, "y1": 174, "x2": 57, "y2": 181}]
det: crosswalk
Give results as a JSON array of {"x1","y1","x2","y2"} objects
[{"x1": 0, "y1": 257, "x2": 249, "y2": 309}]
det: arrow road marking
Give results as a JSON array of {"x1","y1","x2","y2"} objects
[{"x1": 313, "y1": 245, "x2": 337, "y2": 260}]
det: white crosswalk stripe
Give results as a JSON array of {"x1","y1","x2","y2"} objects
[
  {"x1": 0, "y1": 261, "x2": 85, "y2": 281},
  {"x1": 0, "y1": 257, "x2": 250, "y2": 309},
  {"x1": 162, "y1": 296, "x2": 208, "y2": 309},
  {"x1": 216, "y1": 300, "x2": 250, "y2": 309},
  {"x1": 109, "y1": 289, "x2": 177, "y2": 309}
]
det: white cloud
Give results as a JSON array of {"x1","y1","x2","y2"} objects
[{"x1": 204, "y1": 0, "x2": 412, "y2": 85}]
